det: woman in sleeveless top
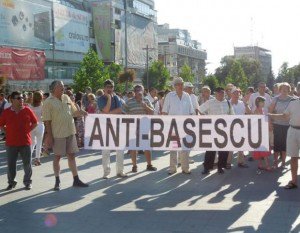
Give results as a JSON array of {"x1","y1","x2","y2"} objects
[
  {"x1": 269, "y1": 82, "x2": 294, "y2": 169},
  {"x1": 29, "y1": 91, "x2": 45, "y2": 166}
]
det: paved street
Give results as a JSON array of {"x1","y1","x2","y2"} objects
[{"x1": 0, "y1": 142, "x2": 300, "y2": 233}]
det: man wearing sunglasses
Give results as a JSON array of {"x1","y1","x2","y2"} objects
[{"x1": 0, "y1": 91, "x2": 38, "y2": 191}]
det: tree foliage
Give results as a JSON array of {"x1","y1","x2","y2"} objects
[
  {"x1": 214, "y1": 56, "x2": 263, "y2": 89},
  {"x1": 142, "y1": 61, "x2": 170, "y2": 90},
  {"x1": 225, "y1": 60, "x2": 248, "y2": 91},
  {"x1": 202, "y1": 75, "x2": 219, "y2": 92},
  {"x1": 276, "y1": 62, "x2": 300, "y2": 85},
  {"x1": 179, "y1": 63, "x2": 194, "y2": 83},
  {"x1": 72, "y1": 49, "x2": 124, "y2": 93}
]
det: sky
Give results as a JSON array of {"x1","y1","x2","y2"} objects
[{"x1": 155, "y1": 0, "x2": 300, "y2": 75}]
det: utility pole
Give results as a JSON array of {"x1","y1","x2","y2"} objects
[
  {"x1": 142, "y1": 44, "x2": 155, "y2": 89},
  {"x1": 123, "y1": 0, "x2": 129, "y2": 91}
]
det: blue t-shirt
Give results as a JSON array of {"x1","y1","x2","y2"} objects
[{"x1": 97, "y1": 95, "x2": 122, "y2": 112}]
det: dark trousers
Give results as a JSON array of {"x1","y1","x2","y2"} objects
[
  {"x1": 203, "y1": 151, "x2": 229, "y2": 171},
  {"x1": 6, "y1": 146, "x2": 32, "y2": 185}
]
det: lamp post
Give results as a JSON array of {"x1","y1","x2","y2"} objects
[
  {"x1": 142, "y1": 44, "x2": 155, "y2": 89},
  {"x1": 123, "y1": 0, "x2": 129, "y2": 91},
  {"x1": 49, "y1": 43, "x2": 55, "y2": 80}
]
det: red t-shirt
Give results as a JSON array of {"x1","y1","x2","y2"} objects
[{"x1": 0, "y1": 106, "x2": 38, "y2": 146}]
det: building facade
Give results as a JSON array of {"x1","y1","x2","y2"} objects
[
  {"x1": 157, "y1": 24, "x2": 207, "y2": 88},
  {"x1": 234, "y1": 46, "x2": 272, "y2": 82},
  {"x1": 0, "y1": 0, "x2": 94, "y2": 91},
  {"x1": 89, "y1": 0, "x2": 158, "y2": 80}
]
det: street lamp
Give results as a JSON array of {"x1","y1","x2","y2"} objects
[
  {"x1": 49, "y1": 43, "x2": 55, "y2": 80},
  {"x1": 143, "y1": 45, "x2": 155, "y2": 89}
]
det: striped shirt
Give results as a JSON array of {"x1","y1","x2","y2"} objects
[
  {"x1": 42, "y1": 94, "x2": 77, "y2": 138},
  {"x1": 124, "y1": 97, "x2": 154, "y2": 115}
]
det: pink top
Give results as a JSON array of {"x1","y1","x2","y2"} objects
[{"x1": 86, "y1": 103, "x2": 97, "y2": 114}]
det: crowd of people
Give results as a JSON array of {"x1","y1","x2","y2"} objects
[{"x1": 0, "y1": 78, "x2": 299, "y2": 192}]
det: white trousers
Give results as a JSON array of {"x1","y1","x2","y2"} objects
[
  {"x1": 102, "y1": 150, "x2": 124, "y2": 175},
  {"x1": 170, "y1": 151, "x2": 189, "y2": 172},
  {"x1": 31, "y1": 123, "x2": 45, "y2": 159}
]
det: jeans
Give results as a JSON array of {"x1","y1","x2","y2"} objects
[{"x1": 6, "y1": 145, "x2": 32, "y2": 185}]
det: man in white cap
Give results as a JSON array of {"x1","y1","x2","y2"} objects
[
  {"x1": 227, "y1": 87, "x2": 251, "y2": 169},
  {"x1": 184, "y1": 82, "x2": 200, "y2": 115},
  {"x1": 162, "y1": 77, "x2": 194, "y2": 175}
]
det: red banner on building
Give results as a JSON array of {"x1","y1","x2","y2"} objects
[{"x1": 0, "y1": 47, "x2": 46, "y2": 80}]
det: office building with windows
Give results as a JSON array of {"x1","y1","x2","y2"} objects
[
  {"x1": 89, "y1": 0, "x2": 158, "y2": 80},
  {"x1": 234, "y1": 46, "x2": 272, "y2": 81},
  {"x1": 157, "y1": 23, "x2": 207, "y2": 88}
]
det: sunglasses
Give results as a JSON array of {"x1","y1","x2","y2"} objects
[{"x1": 14, "y1": 96, "x2": 24, "y2": 100}]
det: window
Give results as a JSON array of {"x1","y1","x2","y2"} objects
[
  {"x1": 115, "y1": 20, "x2": 121, "y2": 29},
  {"x1": 115, "y1": 8, "x2": 121, "y2": 15}
]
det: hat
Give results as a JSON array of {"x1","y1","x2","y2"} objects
[
  {"x1": 184, "y1": 82, "x2": 194, "y2": 88},
  {"x1": 172, "y1": 77, "x2": 184, "y2": 86},
  {"x1": 215, "y1": 87, "x2": 225, "y2": 92},
  {"x1": 230, "y1": 87, "x2": 241, "y2": 94}
]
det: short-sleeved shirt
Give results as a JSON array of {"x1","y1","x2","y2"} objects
[
  {"x1": 199, "y1": 98, "x2": 235, "y2": 115},
  {"x1": 42, "y1": 94, "x2": 77, "y2": 138},
  {"x1": 284, "y1": 98, "x2": 300, "y2": 126},
  {"x1": 124, "y1": 97, "x2": 153, "y2": 115},
  {"x1": 272, "y1": 96, "x2": 295, "y2": 126},
  {"x1": 231, "y1": 100, "x2": 246, "y2": 115},
  {"x1": 249, "y1": 92, "x2": 272, "y2": 114},
  {"x1": 0, "y1": 106, "x2": 37, "y2": 146},
  {"x1": 97, "y1": 95, "x2": 122, "y2": 112},
  {"x1": 190, "y1": 94, "x2": 200, "y2": 112},
  {"x1": 162, "y1": 91, "x2": 194, "y2": 115}
]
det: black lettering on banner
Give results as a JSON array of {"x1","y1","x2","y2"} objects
[
  {"x1": 214, "y1": 119, "x2": 228, "y2": 149},
  {"x1": 106, "y1": 118, "x2": 120, "y2": 147},
  {"x1": 150, "y1": 118, "x2": 164, "y2": 147},
  {"x1": 122, "y1": 118, "x2": 135, "y2": 147},
  {"x1": 183, "y1": 118, "x2": 196, "y2": 148},
  {"x1": 248, "y1": 119, "x2": 262, "y2": 148},
  {"x1": 199, "y1": 119, "x2": 212, "y2": 148},
  {"x1": 230, "y1": 119, "x2": 245, "y2": 148},
  {"x1": 88, "y1": 118, "x2": 104, "y2": 147},
  {"x1": 166, "y1": 119, "x2": 181, "y2": 148},
  {"x1": 136, "y1": 118, "x2": 140, "y2": 147}
]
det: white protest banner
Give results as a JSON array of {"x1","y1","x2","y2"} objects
[{"x1": 84, "y1": 115, "x2": 269, "y2": 151}]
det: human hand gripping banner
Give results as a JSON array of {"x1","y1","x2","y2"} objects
[{"x1": 84, "y1": 115, "x2": 269, "y2": 152}]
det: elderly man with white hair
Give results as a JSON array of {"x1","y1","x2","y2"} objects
[{"x1": 162, "y1": 77, "x2": 194, "y2": 175}]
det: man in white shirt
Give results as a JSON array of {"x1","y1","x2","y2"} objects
[
  {"x1": 162, "y1": 77, "x2": 194, "y2": 175},
  {"x1": 184, "y1": 82, "x2": 200, "y2": 115},
  {"x1": 248, "y1": 82, "x2": 272, "y2": 114},
  {"x1": 227, "y1": 87, "x2": 251, "y2": 168},
  {"x1": 147, "y1": 87, "x2": 160, "y2": 115},
  {"x1": 199, "y1": 87, "x2": 234, "y2": 174}
]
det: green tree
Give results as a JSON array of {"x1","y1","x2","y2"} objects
[
  {"x1": 179, "y1": 63, "x2": 194, "y2": 83},
  {"x1": 225, "y1": 60, "x2": 248, "y2": 91},
  {"x1": 202, "y1": 75, "x2": 219, "y2": 93},
  {"x1": 266, "y1": 70, "x2": 275, "y2": 89},
  {"x1": 104, "y1": 63, "x2": 125, "y2": 93},
  {"x1": 142, "y1": 61, "x2": 170, "y2": 90},
  {"x1": 215, "y1": 56, "x2": 235, "y2": 85},
  {"x1": 73, "y1": 49, "x2": 107, "y2": 92}
]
